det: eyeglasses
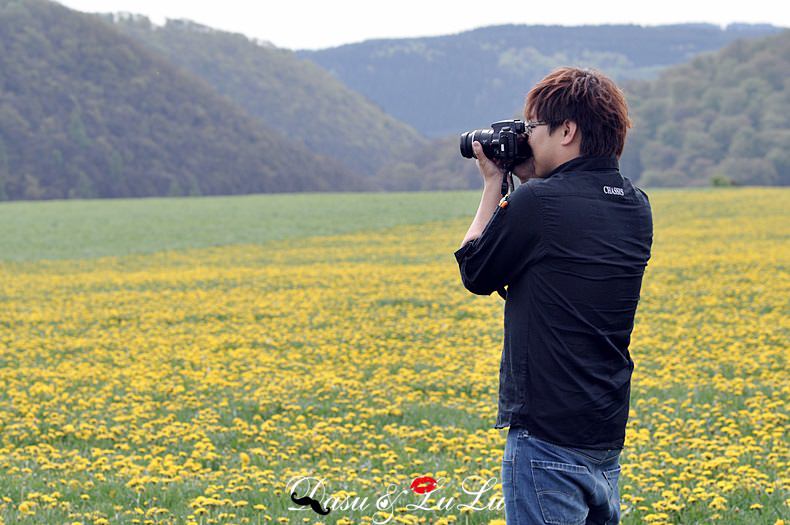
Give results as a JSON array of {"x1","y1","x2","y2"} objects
[{"x1": 525, "y1": 120, "x2": 549, "y2": 136}]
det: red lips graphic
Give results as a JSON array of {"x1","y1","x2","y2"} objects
[{"x1": 410, "y1": 476, "x2": 438, "y2": 494}]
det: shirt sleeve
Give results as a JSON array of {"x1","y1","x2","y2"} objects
[{"x1": 454, "y1": 183, "x2": 546, "y2": 296}]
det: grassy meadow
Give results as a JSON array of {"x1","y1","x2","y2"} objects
[{"x1": 0, "y1": 188, "x2": 787, "y2": 525}]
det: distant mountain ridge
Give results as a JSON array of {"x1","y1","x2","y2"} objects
[
  {"x1": 298, "y1": 23, "x2": 785, "y2": 137},
  {"x1": 375, "y1": 29, "x2": 790, "y2": 190}
]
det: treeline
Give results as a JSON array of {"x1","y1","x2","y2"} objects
[{"x1": 0, "y1": 0, "x2": 785, "y2": 200}]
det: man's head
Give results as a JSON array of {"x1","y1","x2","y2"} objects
[{"x1": 524, "y1": 67, "x2": 631, "y2": 178}]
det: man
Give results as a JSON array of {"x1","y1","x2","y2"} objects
[{"x1": 454, "y1": 67, "x2": 653, "y2": 525}]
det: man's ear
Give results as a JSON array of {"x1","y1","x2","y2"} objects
[{"x1": 560, "y1": 120, "x2": 579, "y2": 146}]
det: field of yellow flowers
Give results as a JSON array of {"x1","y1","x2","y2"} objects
[{"x1": 0, "y1": 188, "x2": 787, "y2": 525}]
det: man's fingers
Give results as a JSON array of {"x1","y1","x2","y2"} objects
[
  {"x1": 473, "y1": 140, "x2": 506, "y2": 182},
  {"x1": 472, "y1": 141, "x2": 487, "y2": 161},
  {"x1": 474, "y1": 141, "x2": 503, "y2": 168}
]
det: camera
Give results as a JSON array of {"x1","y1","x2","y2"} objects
[{"x1": 459, "y1": 119, "x2": 533, "y2": 171}]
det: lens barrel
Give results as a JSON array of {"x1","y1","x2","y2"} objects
[{"x1": 459, "y1": 129, "x2": 496, "y2": 159}]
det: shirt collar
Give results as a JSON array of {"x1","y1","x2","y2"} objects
[{"x1": 546, "y1": 155, "x2": 619, "y2": 177}]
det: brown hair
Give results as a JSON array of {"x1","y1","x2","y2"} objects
[{"x1": 525, "y1": 67, "x2": 631, "y2": 158}]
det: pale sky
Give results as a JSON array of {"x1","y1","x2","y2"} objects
[{"x1": 56, "y1": 0, "x2": 787, "y2": 50}]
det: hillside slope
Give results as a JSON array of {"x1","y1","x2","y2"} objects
[
  {"x1": 621, "y1": 29, "x2": 790, "y2": 186},
  {"x1": 108, "y1": 15, "x2": 424, "y2": 178},
  {"x1": 0, "y1": 0, "x2": 367, "y2": 200}
]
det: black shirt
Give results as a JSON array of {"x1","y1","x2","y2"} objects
[{"x1": 454, "y1": 155, "x2": 653, "y2": 450}]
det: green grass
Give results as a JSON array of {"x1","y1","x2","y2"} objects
[{"x1": 0, "y1": 190, "x2": 487, "y2": 261}]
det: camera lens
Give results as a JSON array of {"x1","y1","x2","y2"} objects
[{"x1": 459, "y1": 129, "x2": 495, "y2": 159}]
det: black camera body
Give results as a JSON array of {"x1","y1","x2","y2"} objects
[{"x1": 459, "y1": 119, "x2": 533, "y2": 171}]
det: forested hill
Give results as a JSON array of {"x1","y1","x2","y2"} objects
[
  {"x1": 298, "y1": 24, "x2": 784, "y2": 137},
  {"x1": 0, "y1": 0, "x2": 367, "y2": 201},
  {"x1": 106, "y1": 15, "x2": 424, "y2": 178},
  {"x1": 619, "y1": 29, "x2": 790, "y2": 187}
]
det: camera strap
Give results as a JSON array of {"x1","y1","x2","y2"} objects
[
  {"x1": 496, "y1": 170, "x2": 514, "y2": 301},
  {"x1": 500, "y1": 170, "x2": 514, "y2": 198}
]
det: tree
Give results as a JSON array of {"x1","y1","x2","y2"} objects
[
  {"x1": 713, "y1": 158, "x2": 779, "y2": 186},
  {"x1": 640, "y1": 142, "x2": 677, "y2": 171},
  {"x1": 728, "y1": 129, "x2": 764, "y2": 158},
  {"x1": 766, "y1": 148, "x2": 790, "y2": 185}
]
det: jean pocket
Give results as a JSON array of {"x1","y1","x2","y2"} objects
[
  {"x1": 530, "y1": 460, "x2": 590, "y2": 525},
  {"x1": 566, "y1": 446, "x2": 620, "y2": 464}
]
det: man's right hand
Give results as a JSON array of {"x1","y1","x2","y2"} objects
[
  {"x1": 511, "y1": 158, "x2": 538, "y2": 184},
  {"x1": 494, "y1": 157, "x2": 537, "y2": 184},
  {"x1": 491, "y1": 156, "x2": 541, "y2": 184}
]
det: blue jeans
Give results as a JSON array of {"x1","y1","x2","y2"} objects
[{"x1": 501, "y1": 426, "x2": 622, "y2": 525}]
